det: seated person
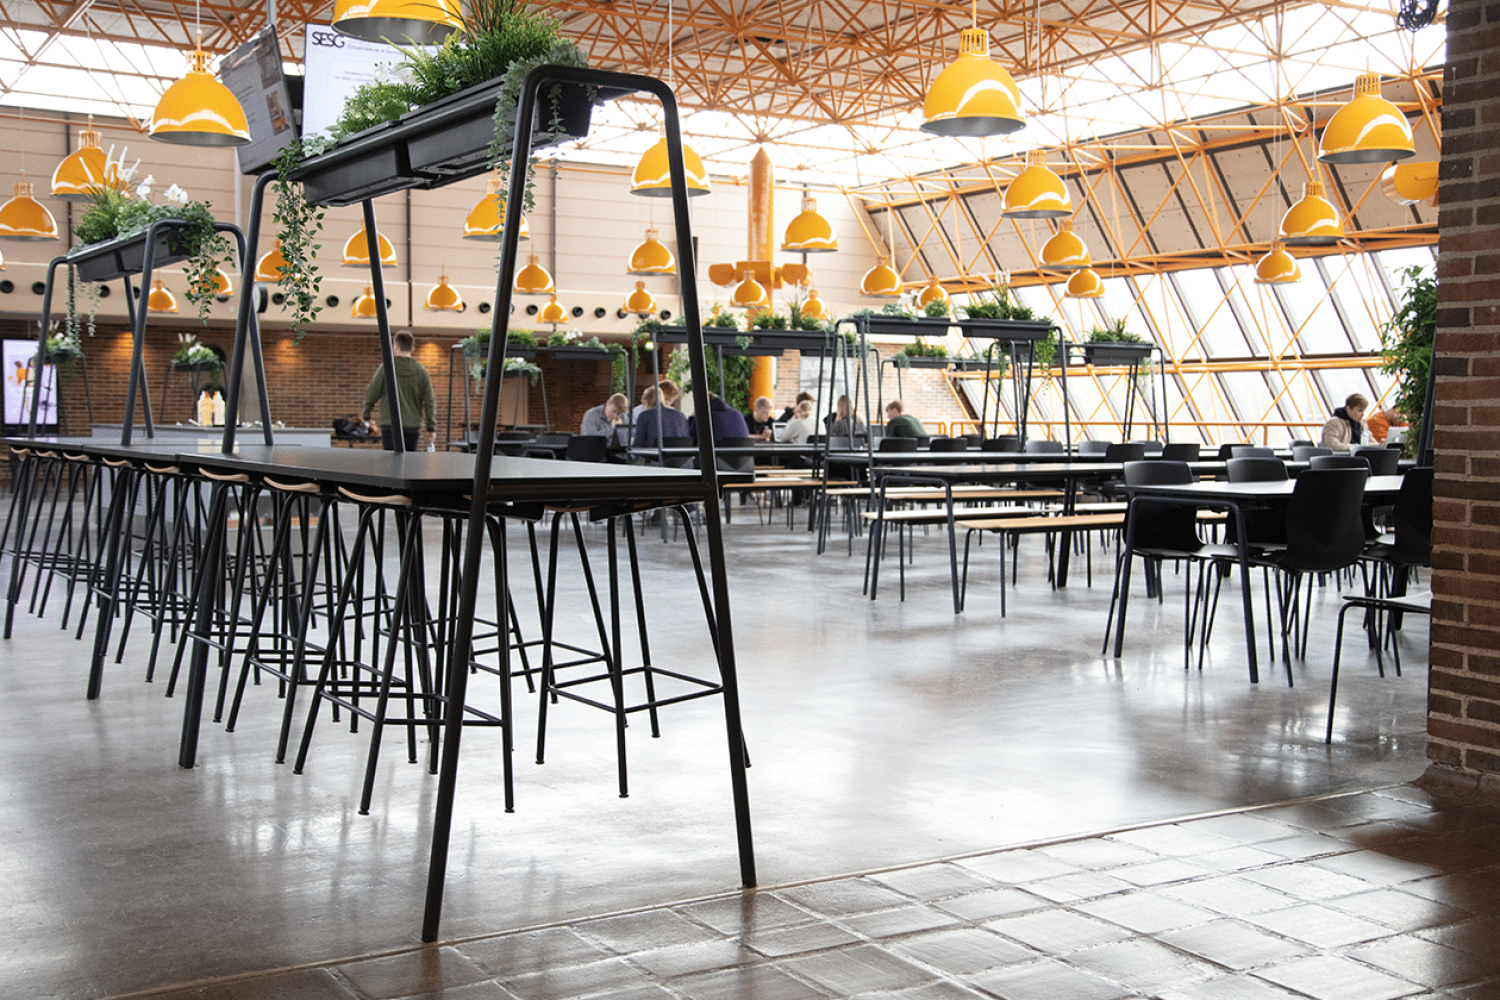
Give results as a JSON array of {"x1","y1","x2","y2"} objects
[
  {"x1": 782, "y1": 400, "x2": 817, "y2": 444},
  {"x1": 632, "y1": 386, "x2": 689, "y2": 449},
  {"x1": 883, "y1": 400, "x2": 926, "y2": 439},
  {"x1": 688, "y1": 392, "x2": 750, "y2": 445},
  {"x1": 779, "y1": 391, "x2": 814, "y2": 424},
  {"x1": 632, "y1": 378, "x2": 680, "y2": 421},
  {"x1": 581, "y1": 392, "x2": 629, "y2": 446},
  {"x1": 745, "y1": 396, "x2": 776, "y2": 440},
  {"x1": 827, "y1": 394, "x2": 864, "y2": 437},
  {"x1": 1365, "y1": 406, "x2": 1406, "y2": 445},
  {"x1": 1319, "y1": 392, "x2": 1368, "y2": 453}
]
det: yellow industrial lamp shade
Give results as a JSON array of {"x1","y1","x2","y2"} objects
[
  {"x1": 783, "y1": 195, "x2": 838, "y2": 252},
  {"x1": 1004, "y1": 150, "x2": 1070, "y2": 218},
  {"x1": 800, "y1": 290, "x2": 827, "y2": 322},
  {"x1": 860, "y1": 257, "x2": 903, "y2": 297},
  {"x1": 352, "y1": 286, "x2": 380, "y2": 318},
  {"x1": 1380, "y1": 161, "x2": 1439, "y2": 207},
  {"x1": 51, "y1": 126, "x2": 111, "y2": 201},
  {"x1": 463, "y1": 174, "x2": 530, "y2": 241},
  {"x1": 255, "y1": 240, "x2": 289, "y2": 282},
  {"x1": 1254, "y1": 243, "x2": 1301, "y2": 284},
  {"x1": 209, "y1": 266, "x2": 233, "y2": 297},
  {"x1": 1041, "y1": 220, "x2": 1090, "y2": 270},
  {"x1": 147, "y1": 278, "x2": 178, "y2": 313},
  {"x1": 917, "y1": 276, "x2": 949, "y2": 308},
  {"x1": 921, "y1": 27, "x2": 1024, "y2": 137},
  {"x1": 730, "y1": 270, "x2": 768, "y2": 309},
  {"x1": 1318, "y1": 73, "x2": 1415, "y2": 165},
  {"x1": 424, "y1": 273, "x2": 464, "y2": 311},
  {"x1": 513, "y1": 252, "x2": 555, "y2": 294},
  {"x1": 630, "y1": 135, "x2": 711, "y2": 197},
  {"x1": 333, "y1": 0, "x2": 463, "y2": 44},
  {"x1": 342, "y1": 227, "x2": 397, "y2": 268},
  {"x1": 149, "y1": 42, "x2": 251, "y2": 146},
  {"x1": 1280, "y1": 180, "x2": 1343, "y2": 246},
  {"x1": 1065, "y1": 267, "x2": 1105, "y2": 299},
  {"x1": 0, "y1": 177, "x2": 59, "y2": 240},
  {"x1": 539, "y1": 292, "x2": 568, "y2": 324},
  {"x1": 628, "y1": 227, "x2": 676, "y2": 274},
  {"x1": 624, "y1": 280, "x2": 659, "y2": 315}
]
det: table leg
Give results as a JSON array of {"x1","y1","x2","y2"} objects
[
  {"x1": 1055, "y1": 478, "x2": 1079, "y2": 587},
  {"x1": 1231, "y1": 504, "x2": 1260, "y2": 684}
]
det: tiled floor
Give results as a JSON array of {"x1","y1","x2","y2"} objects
[{"x1": 0, "y1": 492, "x2": 1468, "y2": 998}]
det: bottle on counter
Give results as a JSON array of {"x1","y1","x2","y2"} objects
[
  {"x1": 197, "y1": 391, "x2": 213, "y2": 425},
  {"x1": 211, "y1": 391, "x2": 226, "y2": 426}
]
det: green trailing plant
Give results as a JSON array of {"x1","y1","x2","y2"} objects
[
  {"x1": 924, "y1": 299, "x2": 951, "y2": 318},
  {"x1": 271, "y1": 140, "x2": 328, "y2": 341},
  {"x1": 41, "y1": 323, "x2": 83, "y2": 363},
  {"x1": 1378, "y1": 264, "x2": 1436, "y2": 456},
  {"x1": 880, "y1": 302, "x2": 918, "y2": 320},
  {"x1": 901, "y1": 339, "x2": 949, "y2": 359},
  {"x1": 751, "y1": 311, "x2": 788, "y2": 330},
  {"x1": 470, "y1": 356, "x2": 543, "y2": 382},
  {"x1": 705, "y1": 309, "x2": 740, "y2": 329},
  {"x1": 1086, "y1": 317, "x2": 1145, "y2": 343},
  {"x1": 963, "y1": 285, "x2": 1036, "y2": 321},
  {"x1": 547, "y1": 330, "x2": 570, "y2": 346}
]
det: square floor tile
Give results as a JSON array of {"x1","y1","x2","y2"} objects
[
  {"x1": 934, "y1": 887, "x2": 1051, "y2": 921},
  {"x1": 1157, "y1": 976, "x2": 1308, "y2": 1000},
  {"x1": 459, "y1": 927, "x2": 613, "y2": 979},
  {"x1": 888, "y1": 927, "x2": 1037, "y2": 976},
  {"x1": 1112, "y1": 859, "x2": 1215, "y2": 887},
  {"x1": 1024, "y1": 871, "x2": 1136, "y2": 904},
  {"x1": 386, "y1": 982, "x2": 519, "y2": 1000},
  {"x1": 1253, "y1": 955, "x2": 1424, "y2": 1000},
  {"x1": 196, "y1": 969, "x2": 361, "y2": 1000},
  {"x1": 870, "y1": 864, "x2": 999, "y2": 901},
  {"x1": 1075, "y1": 893, "x2": 1220, "y2": 935},
  {"x1": 842, "y1": 905, "x2": 962, "y2": 940},
  {"x1": 957, "y1": 849, "x2": 1081, "y2": 885},
  {"x1": 965, "y1": 958, "x2": 1137, "y2": 1000},
  {"x1": 779, "y1": 943, "x2": 936, "y2": 995},
  {"x1": 668, "y1": 962, "x2": 831, "y2": 1000},
  {"x1": 1190, "y1": 847, "x2": 1288, "y2": 873},
  {"x1": 1254, "y1": 834, "x2": 1354, "y2": 861},
  {"x1": 1159, "y1": 877, "x2": 1299, "y2": 917},
  {"x1": 1108, "y1": 826, "x2": 1240, "y2": 857},
  {"x1": 1346, "y1": 934, "x2": 1500, "y2": 989},
  {"x1": 1308, "y1": 851, "x2": 1443, "y2": 886},
  {"x1": 579, "y1": 910, "x2": 725, "y2": 953},
  {"x1": 625, "y1": 939, "x2": 763, "y2": 979},
  {"x1": 1035, "y1": 839, "x2": 1163, "y2": 870},
  {"x1": 338, "y1": 948, "x2": 489, "y2": 1000},
  {"x1": 1240, "y1": 863, "x2": 1378, "y2": 901},
  {"x1": 1244, "y1": 903, "x2": 1395, "y2": 949},
  {"x1": 677, "y1": 894, "x2": 816, "y2": 936},
  {"x1": 1327, "y1": 889, "x2": 1474, "y2": 932},
  {"x1": 1412, "y1": 917, "x2": 1500, "y2": 956},
  {"x1": 777, "y1": 880, "x2": 915, "y2": 918},
  {"x1": 1159, "y1": 919, "x2": 1311, "y2": 971},
  {"x1": 985, "y1": 909, "x2": 1133, "y2": 954},
  {"x1": 858, "y1": 982, "x2": 991, "y2": 1000},
  {"x1": 498, "y1": 957, "x2": 656, "y2": 1000},
  {"x1": 740, "y1": 920, "x2": 863, "y2": 958},
  {"x1": 1181, "y1": 814, "x2": 1306, "y2": 845},
  {"x1": 1068, "y1": 938, "x2": 1219, "y2": 993},
  {"x1": 1400, "y1": 871, "x2": 1500, "y2": 910}
]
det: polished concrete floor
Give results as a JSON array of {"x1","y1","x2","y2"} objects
[{"x1": 0, "y1": 498, "x2": 1453, "y2": 998}]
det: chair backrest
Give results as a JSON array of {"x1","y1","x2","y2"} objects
[
  {"x1": 962, "y1": 434, "x2": 982, "y2": 447},
  {"x1": 1122, "y1": 461, "x2": 1201, "y2": 552},
  {"x1": 1104, "y1": 442, "x2": 1146, "y2": 462},
  {"x1": 1132, "y1": 440, "x2": 1163, "y2": 453},
  {"x1": 1024, "y1": 439, "x2": 1065, "y2": 454},
  {"x1": 929, "y1": 436, "x2": 970, "y2": 452},
  {"x1": 988, "y1": 434, "x2": 1022, "y2": 451},
  {"x1": 1077, "y1": 440, "x2": 1112, "y2": 455},
  {"x1": 1216, "y1": 443, "x2": 1240, "y2": 460},
  {"x1": 878, "y1": 436, "x2": 918, "y2": 453},
  {"x1": 663, "y1": 435, "x2": 692, "y2": 447},
  {"x1": 1390, "y1": 466, "x2": 1434, "y2": 565},
  {"x1": 1230, "y1": 445, "x2": 1274, "y2": 458},
  {"x1": 1282, "y1": 467, "x2": 1370, "y2": 572},
  {"x1": 536, "y1": 433, "x2": 570, "y2": 446},
  {"x1": 1291, "y1": 445, "x2": 1332, "y2": 462},
  {"x1": 1227, "y1": 457, "x2": 1288, "y2": 483},
  {"x1": 1310, "y1": 454, "x2": 1369, "y2": 471},
  {"x1": 1289, "y1": 438, "x2": 1314, "y2": 449},
  {"x1": 1159, "y1": 442, "x2": 1200, "y2": 462},
  {"x1": 565, "y1": 436, "x2": 609, "y2": 463},
  {"x1": 1123, "y1": 459, "x2": 1193, "y2": 487},
  {"x1": 1354, "y1": 446, "x2": 1399, "y2": 476},
  {"x1": 495, "y1": 431, "x2": 532, "y2": 441},
  {"x1": 827, "y1": 436, "x2": 853, "y2": 450}
]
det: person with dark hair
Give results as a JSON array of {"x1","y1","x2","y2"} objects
[
  {"x1": 883, "y1": 400, "x2": 926, "y2": 438},
  {"x1": 362, "y1": 329, "x2": 435, "y2": 451},
  {"x1": 1320, "y1": 392, "x2": 1369, "y2": 453},
  {"x1": 779, "y1": 390, "x2": 814, "y2": 423},
  {"x1": 687, "y1": 392, "x2": 750, "y2": 445}
]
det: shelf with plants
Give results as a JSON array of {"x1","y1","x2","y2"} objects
[
  {"x1": 848, "y1": 310, "x2": 960, "y2": 338},
  {"x1": 956, "y1": 286, "x2": 1055, "y2": 342},
  {"x1": 1079, "y1": 320, "x2": 1154, "y2": 365}
]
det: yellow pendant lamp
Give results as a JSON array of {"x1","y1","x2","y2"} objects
[
  {"x1": 921, "y1": 11, "x2": 1024, "y2": 137},
  {"x1": 1280, "y1": 179, "x2": 1343, "y2": 246},
  {"x1": 255, "y1": 240, "x2": 289, "y2": 282},
  {"x1": 51, "y1": 124, "x2": 112, "y2": 201},
  {"x1": 1380, "y1": 161, "x2": 1439, "y2": 207},
  {"x1": 630, "y1": 134, "x2": 711, "y2": 197},
  {"x1": 1065, "y1": 267, "x2": 1105, "y2": 299},
  {"x1": 624, "y1": 280, "x2": 659, "y2": 315},
  {"x1": 0, "y1": 177, "x2": 59, "y2": 240},
  {"x1": 424, "y1": 273, "x2": 464, "y2": 311},
  {"x1": 1004, "y1": 150, "x2": 1070, "y2": 218},
  {"x1": 539, "y1": 292, "x2": 568, "y2": 324},
  {"x1": 628, "y1": 227, "x2": 676, "y2": 274},
  {"x1": 351, "y1": 286, "x2": 380, "y2": 318},
  {"x1": 342, "y1": 227, "x2": 397, "y2": 268},
  {"x1": 1318, "y1": 72, "x2": 1415, "y2": 165},
  {"x1": 783, "y1": 195, "x2": 838, "y2": 252},
  {"x1": 800, "y1": 289, "x2": 828, "y2": 322},
  {"x1": 149, "y1": 37, "x2": 250, "y2": 147},
  {"x1": 209, "y1": 266, "x2": 233, "y2": 298},
  {"x1": 1041, "y1": 219, "x2": 1090, "y2": 270},
  {"x1": 147, "y1": 278, "x2": 179, "y2": 313},
  {"x1": 333, "y1": 0, "x2": 463, "y2": 44},
  {"x1": 513, "y1": 252, "x2": 554, "y2": 294},
  {"x1": 730, "y1": 270, "x2": 768, "y2": 309},
  {"x1": 1254, "y1": 242, "x2": 1301, "y2": 284},
  {"x1": 463, "y1": 175, "x2": 529, "y2": 241},
  {"x1": 917, "y1": 276, "x2": 949, "y2": 308},
  {"x1": 860, "y1": 256, "x2": 902, "y2": 297}
]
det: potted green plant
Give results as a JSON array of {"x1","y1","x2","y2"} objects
[
  {"x1": 172, "y1": 333, "x2": 222, "y2": 374},
  {"x1": 38, "y1": 325, "x2": 84, "y2": 366},
  {"x1": 1082, "y1": 318, "x2": 1153, "y2": 365},
  {"x1": 958, "y1": 285, "x2": 1054, "y2": 344},
  {"x1": 894, "y1": 339, "x2": 951, "y2": 369},
  {"x1": 461, "y1": 326, "x2": 537, "y2": 360},
  {"x1": 1378, "y1": 264, "x2": 1435, "y2": 457}
]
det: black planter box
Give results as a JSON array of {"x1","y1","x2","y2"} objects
[
  {"x1": 898, "y1": 356, "x2": 958, "y2": 369},
  {"x1": 69, "y1": 229, "x2": 193, "y2": 283},
  {"x1": 653, "y1": 327, "x2": 747, "y2": 347},
  {"x1": 173, "y1": 360, "x2": 221, "y2": 372},
  {"x1": 407, "y1": 79, "x2": 595, "y2": 178},
  {"x1": 292, "y1": 121, "x2": 410, "y2": 208},
  {"x1": 956, "y1": 318, "x2": 1055, "y2": 342},
  {"x1": 852, "y1": 315, "x2": 958, "y2": 338},
  {"x1": 544, "y1": 346, "x2": 614, "y2": 360},
  {"x1": 1082, "y1": 342, "x2": 1153, "y2": 365}
]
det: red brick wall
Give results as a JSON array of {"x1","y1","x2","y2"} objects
[{"x1": 1425, "y1": 0, "x2": 1500, "y2": 790}]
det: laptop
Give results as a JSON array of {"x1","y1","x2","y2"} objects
[
  {"x1": 772, "y1": 421, "x2": 789, "y2": 442},
  {"x1": 1386, "y1": 426, "x2": 1407, "y2": 446}
]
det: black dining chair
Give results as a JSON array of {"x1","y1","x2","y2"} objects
[
  {"x1": 1215, "y1": 443, "x2": 1241, "y2": 460},
  {"x1": 929, "y1": 437, "x2": 970, "y2": 452},
  {"x1": 1230, "y1": 445, "x2": 1275, "y2": 458},
  {"x1": 1354, "y1": 447, "x2": 1400, "y2": 476},
  {"x1": 1104, "y1": 443, "x2": 1146, "y2": 462},
  {"x1": 1289, "y1": 438, "x2": 1315, "y2": 449},
  {"x1": 1290, "y1": 445, "x2": 1332, "y2": 462},
  {"x1": 985, "y1": 434, "x2": 1022, "y2": 452},
  {"x1": 1159, "y1": 443, "x2": 1200, "y2": 462},
  {"x1": 1024, "y1": 439, "x2": 1064, "y2": 454},
  {"x1": 1310, "y1": 454, "x2": 1368, "y2": 470},
  {"x1": 878, "y1": 437, "x2": 918, "y2": 453},
  {"x1": 1077, "y1": 440, "x2": 1112, "y2": 455},
  {"x1": 962, "y1": 434, "x2": 982, "y2": 448},
  {"x1": 565, "y1": 436, "x2": 609, "y2": 463}
]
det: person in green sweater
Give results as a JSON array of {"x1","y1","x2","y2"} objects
[
  {"x1": 884, "y1": 399, "x2": 927, "y2": 439},
  {"x1": 362, "y1": 329, "x2": 436, "y2": 451}
]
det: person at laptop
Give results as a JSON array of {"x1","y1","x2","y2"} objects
[
  {"x1": 632, "y1": 385, "x2": 689, "y2": 450},
  {"x1": 1365, "y1": 406, "x2": 1406, "y2": 445},
  {"x1": 745, "y1": 396, "x2": 777, "y2": 440},
  {"x1": 883, "y1": 400, "x2": 927, "y2": 439}
]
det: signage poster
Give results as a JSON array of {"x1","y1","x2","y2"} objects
[
  {"x1": 301, "y1": 24, "x2": 407, "y2": 141},
  {"x1": 221, "y1": 26, "x2": 298, "y2": 176}
]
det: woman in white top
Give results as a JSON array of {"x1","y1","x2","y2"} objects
[{"x1": 783, "y1": 399, "x2": 818, "y2": 444}]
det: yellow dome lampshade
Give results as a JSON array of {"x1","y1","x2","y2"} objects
[
  {"x1": 630, "y1": 135, "x2": 711, "y2": 197},
  {"x1": 513, "y1": 252, "x2": 554, "y2": 294},
  {"x1": 0, "y1": 177, "x2": 59, "y2": 240},
  {"x1": 800, "y1": 289, "x2": 827, "y2": 322},
  {"x1": 147, "y1": 278, "x2": 178, "y2": 313},
  {"x1": 209, "y1": 266, "x2": 233, "y2": 298},
  {"x1": 1254, "y1": 242, "x2": 1301, "y2": 284},
  {"x1": 424, "y1": 273, "x2": 464, "y2": 311},
  {"x1": 333, "y1": 0, "x2": 463, "y2": 44},
  {"x1": 255, "y1": 240, "x2": 289, "y2": 281},
  {"x1": 921, "y1": 27, "x2": 1024, "y2": 137},
  {"x1": 860, "y1": 257, "x2": 903, "y2": 297},
  {"x1": 342, "y1": 227, "x2": 397, "y2": 268},
  {"x1": 462, "y1": 175, "x2": 530, "y2": 241},
  {"x1": 628, "y1": 227, "x2": 676, "y2": 274},
  {"x1": 1318, "y1": 72, "x2": 1415, "y2": 165},
  {"x1": 1280, "y1": 180, "x2": 1343, "y2": 246},
  {"x1": 1381, "y1": 161, "x2": 1439, "y2": 207},
  {"x1": 149, "y1": 41, "x2": 251, "y2": 147},
  {"x1": 1003, "y1": 150, "x2": 1071, "y2": 218},
  {"x1": 783, "y1": 195, "x2": 838, "y2": 252},
  {"x1": 624, "y1": 280, "x2": 659, "y2": 315},
  {"x1": 730, "y1": 270, "x2": 769, "y2": 309},
  {"x1": 51, "y1": 125, "x2": 112, "y2": 201},
  {"x1": 352, "y1": 286, "x2": 380, "y2": 318},
  {"x1": 1041, "y1": 219, "x2": 1090, "y2": 270},
  {"x1": 917, "y1": 276, "x2": 949, "y2": 308},
  {"x1": 1065, "y1": 267, "x2": 1105, "y2": 299},
  {"x1": 539, "y1": 292, "x2": 568, "y2": 324}
]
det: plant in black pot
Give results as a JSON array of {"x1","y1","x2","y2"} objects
[
  {"x1": 1378, "y1": 264, "x2": 1435, "y2": 457},
  {"x1": 893, "y1": 338, "x2": 949, "y2": 368},
  {"x1": 1084, "y1": 317, "x2": 1152, "y2": 366}
]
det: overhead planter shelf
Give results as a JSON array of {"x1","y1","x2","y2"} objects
[
  {"x1": 956, "y1": 318, "x2": 1056, "y2": 341},
  {"x1": 543, "y1": 346, "x2": 615, "y2": 360},
  {"x1": 849, "y1": 315, "x2": 960, "y2": 338},
  {"x1": 67, "y1": 228, "x2": 194, "y2": 283},
  {"x1": 1081, "y1": 342, "x2": 1154, "y2": 365}
]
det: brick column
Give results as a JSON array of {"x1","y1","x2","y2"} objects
[{"x1": 1423, "y1": 0, "x2": 1500, "y2": 792}]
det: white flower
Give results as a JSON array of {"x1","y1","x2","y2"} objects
[
  {"x1": 135, "y1": 175, "x2": 155, "y2": 199},
  {"x1": 164, "y1": 184, "x2": 188, "y2": 206}
]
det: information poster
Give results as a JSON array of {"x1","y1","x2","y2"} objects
[
  {"x1": 300, "y1": 24, "x2": 403, "y2": 140},
  {"x1": 221, "y1": 26, "x2": 299, "y2": 176},
  {"x1": 2, "y1": 341, "x2": 56, "y2": 428}
]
